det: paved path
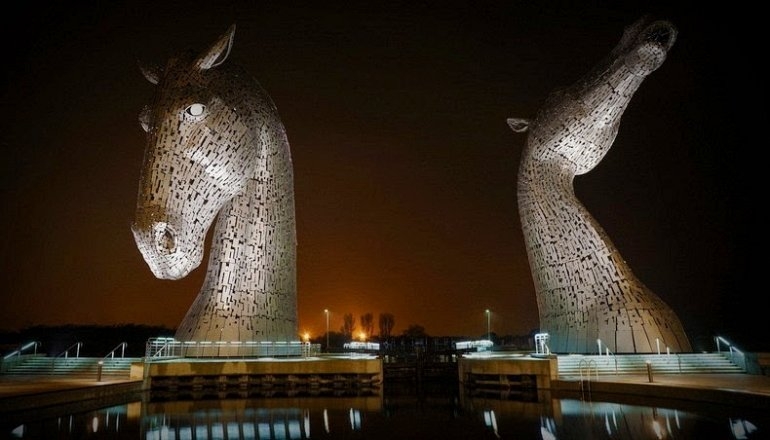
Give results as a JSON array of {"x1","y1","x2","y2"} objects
[
  {"x1": 559, "y1": 372, "x2": 770, "y2": 396},
  {"x1": 0, "y1": 375, "x2": 140, "y2": 399},
  {"x1": 552, "y1": 372, "x2": 770, "y2": 413}
]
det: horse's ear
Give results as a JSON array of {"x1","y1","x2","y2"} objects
[
  {"x1": 138, "y1": 60, "x2": 161, "y2": 85},
  {"x1": 507, "y1": 117, "x2": 530, "y2": 133},
  {"x1": 196, "y1": 24, "x2": 236, "y2": 70},
  {"x1": 139, "y1": 105, "x2": 152, "y2": 133}
]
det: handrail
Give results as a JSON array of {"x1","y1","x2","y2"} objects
[
  {"x1": 578, "y1": 358, "x2": 597, "y2": 401},
  {"x1": 3, "y1": 341, "x2": 40, "y2": 360},
  {"x1": 715, "y1": 336, "x2": 746, "y2": 371},
  {"x1": 595, "y1": 339, "x2": 618, "y2": 374},
  {"x1": 715, "y1": 335, "x2": 741, "y2": 353},
  {"x1": 603, "y1": 346, "x2": 618, "y2": 374},
  {"x1": 145, "y1": 338, "x2": 321, "y2": 359},
  {"x1": 55, "y1": 342, "x2": 83, "y2": 359},
  {"x1": 578, "y1": 358, "x2": 598, "y2": 381},
  {"x1": 146, "y1": 337, "x2": 176, "y2": 358},
  {"x1": 103, "y1": 342, "x2": 127, "y2": 359}
]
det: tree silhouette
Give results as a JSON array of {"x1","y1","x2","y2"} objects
[
  {"x1": 360, "y1": 313, "x2": 374, "y2": 338},
  {"x1": 341, "y1": 313, "x2": 356, "y2": 339},
  {"x1": 378, "y1": 313, "x2": 395, "y2": 338}
]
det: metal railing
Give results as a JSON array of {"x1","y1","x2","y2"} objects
[
  {"x1": 1, "y1": 341, "x2": 41, "y2": 373},
  {"x1": 600, "y1": 346, "x2": 618, "y2": 374},
  {"x1": 55, "y1": 342, "x2": 83, "y2": 359},
  {"x1": 594, "y1": 339, "x2": 620, "y2": 373},
  {"x1": 103, "y1": 342, "x2": 127, "y2": 360},
  {"x1": 3, "y1": 341, "x2": 40, "y2": 360},
  {"x1": 715, "y1": 336, "x2": 747, "y2": 371},
  {"x1": 144, "y1": 338, "x2": 321, "y2": 360},
  {"x1": 578, "y1": 358, "x2": 598, "y2": 400}
]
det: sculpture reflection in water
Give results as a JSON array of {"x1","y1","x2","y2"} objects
[{"x1": 7, "y1": 392, "x2": 765, "y2": 440}]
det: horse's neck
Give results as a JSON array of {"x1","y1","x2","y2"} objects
[
  {"x1": 518, "y1": 66, "x2": 648, "y2": 270},
  {"x1": 203, "y1": 119, "x2": 295, "y2": 292},
  {"x1": 518, "y1": 161, "x2": 621, "y2": 270}
]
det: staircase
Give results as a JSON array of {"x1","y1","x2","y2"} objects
[
  {"x1": 1, "y1": 352, "x2": 748, "y2": 380},
  {"x1": 2, "y1": 355, "x2": 140, "y2": 379},
  {"x1": 557, "y1": 353, "x2": 745, "y2": 377}
]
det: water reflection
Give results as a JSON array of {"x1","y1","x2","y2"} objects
[
  {"x1": 142, "y1": 396, "x2": 381, "y2": 439},
  {"x1": 3, "y1": 386, "x2": 768, "y2": 439}
]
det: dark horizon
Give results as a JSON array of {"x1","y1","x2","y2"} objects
[{"x1": 0, "y1": 2, "x2": 761, "y2": 351}]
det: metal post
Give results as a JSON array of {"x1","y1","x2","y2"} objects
[
  {"x1": 324, "y1": 309, "x2": 330, "y2": 352},
  {"x1": 97, "y1": 361, "x2": 104, "y2": 382},
  {"x1": 646, "y1": 361, "x2": 653, "y2": 383},
  {"x1": 485, "y1": 309, "x2": 490, "y2": 340}
]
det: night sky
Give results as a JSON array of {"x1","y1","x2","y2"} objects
[{"x1": 0, "y1": 1, "x2": 761, "y2": 350}]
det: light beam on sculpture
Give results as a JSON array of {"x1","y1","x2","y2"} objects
[
  {"x1": 509, "y1": 16, "x2": 692, "y2": 354},
  {"x1": 131, "y1": 24, "x2": 298, "y2": 348}
]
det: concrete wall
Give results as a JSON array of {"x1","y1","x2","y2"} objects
[
  {"x1": 145, "y1": 358, "x2": 382, "y2": 377},
  {"x1": 458, "y1": 355, "x2": 556, "y2": 390}
]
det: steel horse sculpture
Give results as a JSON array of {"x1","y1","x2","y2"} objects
[
  {"x1": 509, "y1": 16, "x2": 692, "y2": 353},
  {"x1": 132, "y1": 24, "x2": 298, "y2": 350}
]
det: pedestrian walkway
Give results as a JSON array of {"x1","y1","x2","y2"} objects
[
  {"x1": 0, "y1": 375, "x2": 139, "y2": 398},
  {"x1": 553, "y1": 372, "x2": 770, "y2": 411},
  {"x1": 0, "y1": 375, "x2": 143, "y2": 413}
]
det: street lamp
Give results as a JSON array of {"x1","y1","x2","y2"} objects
[
  {"x1": 324, "y1": 309, "x2": 330, "y2": 351},
  {"x1": 485, "y1": 309, "x2": 491, "y2": 340}
]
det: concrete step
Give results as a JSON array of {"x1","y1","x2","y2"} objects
[
  {"x1": 2, "y1": 357, "x2": 140, "y2": 377},
  {"x1": 557, "y1": 353, "x2": 744, "y2": 377}
]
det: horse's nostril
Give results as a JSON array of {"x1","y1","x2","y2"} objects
[
  {"x1": 153, "y1": 222, "x2": 177, "y2": 254},
  {"x1": 160, "y1": 229, "x2": 175, "y2": 250}
]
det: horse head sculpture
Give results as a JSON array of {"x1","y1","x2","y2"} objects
[
  {"x1": 132, "y1": 25, "x2": 298, "y2": 345},
  {"x1": 510, "y1": 16, "x2": 691, "y2": 354}
]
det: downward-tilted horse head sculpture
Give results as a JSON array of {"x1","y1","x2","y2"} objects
[
  {"x1": 510, "y1": 16, "x2": 692, "y2": 354},
  {"x1": 132, "y1": 25, "x2": 298, "y2": 346}
]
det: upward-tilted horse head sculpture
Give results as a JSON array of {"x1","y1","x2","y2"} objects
[
  {"x1": 510, "y1": 16, "x2": 691, "y2": 354},
  {"x1": 132, "y1": 25, "x2": 298, "y2": 346}
]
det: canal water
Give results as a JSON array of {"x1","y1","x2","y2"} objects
[{"x1": 2, "y1": 380, "x2": 768, "y2": 439}]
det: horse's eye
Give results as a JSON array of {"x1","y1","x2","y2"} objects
[{"x1": 185, "y1": 103, "x2": 206, "y2": 117}]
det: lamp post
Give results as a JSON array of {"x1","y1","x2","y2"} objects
[
  {"x1": 324, "y1": 309, "x2": 330, "y2": 352},
  {"x1": 485, "y1": 309, "x2": 491, "y2": 340}
]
